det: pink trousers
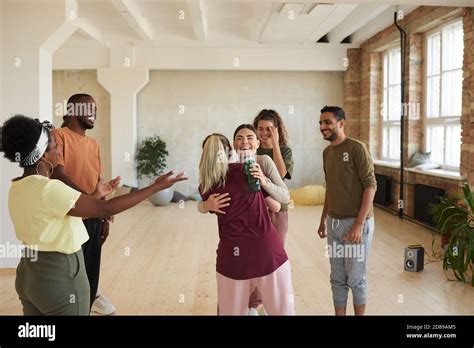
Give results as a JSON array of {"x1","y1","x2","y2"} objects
[
  {"x1": 217, "y1": 260, "x2": 295, "y2": 315},
  {"x1": 248, "y1": 210, "x2": 289, "y2": 308}
]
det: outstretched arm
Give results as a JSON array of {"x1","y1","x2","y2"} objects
[{"x1": 68, "y1": 171, "x2": 187, "y2": 218}]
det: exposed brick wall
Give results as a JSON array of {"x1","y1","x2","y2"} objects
[
  {"x1": 343, "y1": 48, "x2": 361, "y2": 139},
  {"x1": 359, "y1": 50, "x2": 382, "y2": 156},
  {"x1": 461, "y1": 8, "x2": 474, "y2": 187},
  {"x1": 343, "y1": 6, "x2": 470, "y2": 220},
  {"x1": 405, "y1": 33, "x2": 423, "y2": 165}
]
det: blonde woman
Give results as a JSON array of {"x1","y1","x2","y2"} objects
[{"x1": 199, "y1": 133, "x2": 295, "y2": 315}]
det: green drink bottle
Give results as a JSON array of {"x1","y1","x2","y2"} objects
[{"x1": 243, "y1": 156, "x2": 261, "y2": 192}]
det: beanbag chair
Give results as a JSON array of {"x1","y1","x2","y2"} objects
[{"x1": 290, "y1": 185, "x2": 326, "y2": 206}]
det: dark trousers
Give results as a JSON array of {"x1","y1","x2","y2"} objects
[{"x1": 82, "y1": 218, "x2": 103, "y2": 310}]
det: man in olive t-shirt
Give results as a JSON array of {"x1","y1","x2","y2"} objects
[{"x1": 316, "y1": 106, "x2": 377, "y2": 316}]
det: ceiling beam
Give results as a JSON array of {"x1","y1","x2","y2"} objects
[
  {"x1": 327, "y1": 4, "x2": 391, "y2": 44},
  {"x1": 111, "y1": 0, "x2": 154, "y2": 41},
  {"x1": 351, "y1": 5, "x2": 417, "y2": 45},
  {"x1": 198, "y1": 0, "x2": 472, "y2": 6},
  {"x1": 305, "y1": 4, "x2": 358, "y2": 43},
  {"x1": 77, "y1": 18, "x2": 102, "y2": 42},
  {"x1": 186, "y1": 0, "x2": 207, "y2": 41},
  {"x1": 251, "y1": 3, "x2": 273, "y2": 43}
]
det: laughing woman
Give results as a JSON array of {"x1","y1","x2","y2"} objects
[
  {"x1": 253, "y1": 109, "x2": 294, "y2": 246},
  {"x1": 1, "y1": 115, "x2": 186, "y2": 315},
  {"x1": 199, "y1": 134, "x2": 294, "y2": 315}
]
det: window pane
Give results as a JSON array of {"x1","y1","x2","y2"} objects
[
  {"x1": 442, "y1": 21, "x2": 463, "y2": 71},
  {"x1": 427, "y1": 126, "x2": 445, "y2": 164},
  {"x1": 441, "y1": 69, "x2": 462, "y2": 117},
  {"x1": 388, "y1": 85, "x2": 401, "y2": 121},
  {"x1": 427, "y1": 32, "x2": 440, "y2": 76},
  {"x1": 383, "y1": 88, "x2": 388, "y2": 121},
  {"x1": 383, "y1": 127, "x2": 388, "y2": 159},
  {"x1": 389, "y1": 48, "x2": 401, "y2": 85},
  {"x1": 427, "y1": 75, "x2": 440, "y2": 118},
  {"x1": 445, "y1": 124, "x2": 461, "y2": 167},
  {"x1": 389, "y1": 126, "x2": 400, "y2": 160}
]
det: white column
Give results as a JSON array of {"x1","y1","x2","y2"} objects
[
  {"x1": 97, "y1": 53, "x2": 149, "y2": 187},
  {"x1": 0, "y1": 0, "x2": 83, "y2": 268}
]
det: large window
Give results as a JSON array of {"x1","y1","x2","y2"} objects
[
  {"x1": 425, "y1": 20, "x2": 463, "y2": 169},
  {"x1": 382, "y1": 47, "x2": 401, "y2": 161}
]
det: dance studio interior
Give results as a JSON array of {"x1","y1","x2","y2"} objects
[{"x1": 0, "y1": 0, "x2": 473, "y2": 321}]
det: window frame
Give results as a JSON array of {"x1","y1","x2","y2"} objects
[
  {"x1": 381, "y1": 45, "x2": 402, "y2": 162},
  {"x1": 423, "y1": 18, "x2": 463, "y2": 171}
]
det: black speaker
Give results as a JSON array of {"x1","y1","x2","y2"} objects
[{"x1": 404, "y1": 245, "x2": 424, "y2": 272}]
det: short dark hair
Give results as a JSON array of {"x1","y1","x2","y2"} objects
[
  {"x1": 320, "y1": 106, "x2": 346, "y2": 121},
  {"x1": 0, "y1": 115, "x2": 43, "y2": 167},
  {"x1": 66, "y1": 93, "x2": 94, "y2": 117},
  {"x1": 233, "y1": 124, "x2": 257, "y2": 141}
]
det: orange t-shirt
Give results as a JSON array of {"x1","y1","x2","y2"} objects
[{"x1": 52, "y1": 127, "x2": 103, "y2": 194}]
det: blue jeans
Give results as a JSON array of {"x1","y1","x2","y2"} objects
[{"x1": 326, "y1": 216, "x2": 374, "y2": 308}]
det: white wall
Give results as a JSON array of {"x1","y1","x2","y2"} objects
[
  {"x1": 138, "y1": 70, "x2": 343, "y2": 195},
  {"x1": 0, "y1": 0, "x2": 67, "y2": 268},
  {"x1": 52, "y1": 70, "x2": 112, "y2": 181}
]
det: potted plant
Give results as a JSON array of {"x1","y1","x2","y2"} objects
[
  {"x1": 136, "y1": 135, "x2": 173, "y2": 206},
  {"x1": 429, "y1": 195, "x2": 457, "y2": 248},
  {"x1": 429, "y1": 184, "x2": 474, "y2": 286}
]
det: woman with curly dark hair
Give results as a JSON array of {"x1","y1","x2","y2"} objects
[
  {"x1": 253, "y1": 109, "x2": 294, "y2": 246},
  {"x1": 1, "y1": 115, "x2": 186, "y2": 315}
]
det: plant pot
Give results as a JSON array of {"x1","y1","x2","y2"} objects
[
  {"x1": 441, "y1": 233, "x2": 451, "y2": 248},
  {"x1": 149, "y1": 188, "x2": 173, "y2": 206}
]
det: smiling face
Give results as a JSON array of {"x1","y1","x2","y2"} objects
[
  {"x1": 233, "y1": 127, "x2": 260, "y2": 158},
  {"x1": 76, "y1": 96, "x2": 97, "y2": 130},
  {"x1": 319, "y1": 111, "x2": 344, "y2": 142},
  {"x1": 256, "y1": 119, "x2": 276, "y2": 147}
]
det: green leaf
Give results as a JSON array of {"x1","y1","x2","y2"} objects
[{"x1": 136, "y1": 135, "x2": 169, "y2": 180}]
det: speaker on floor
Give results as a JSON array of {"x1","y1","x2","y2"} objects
[{"x1": 404, "y1": 245, "x2": 424, "y2": 272}]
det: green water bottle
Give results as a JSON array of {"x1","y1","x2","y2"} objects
[{"x1": 243, "y1": 156, "x2": 261, "y2": 192}]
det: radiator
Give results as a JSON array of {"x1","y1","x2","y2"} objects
[
  {"x1": 414, "y1": 184, "x2": 445, "y2": 226},
  {"x1": 374, "y1": 174, "x2": 392, "y2": 206}
]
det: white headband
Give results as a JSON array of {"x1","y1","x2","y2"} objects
[{"x1": 20, "y1": 120, "x2": 54, "y2": 166}]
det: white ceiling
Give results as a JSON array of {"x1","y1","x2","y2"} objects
[{"x1": 63, "y1": 0, "x2": 473, "y2": 49}]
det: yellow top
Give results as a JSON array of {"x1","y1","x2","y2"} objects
[{"x1": 8, "y1": 175, "x2": 89, "y2": 254}]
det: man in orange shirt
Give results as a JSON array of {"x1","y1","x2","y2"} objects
[{"x1": 52, "y1": 93, "x2": 120, "y2": 315}]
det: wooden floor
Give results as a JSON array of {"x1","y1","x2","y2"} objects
[{"x1": 1, "y1": 201, "x2": 473, "y2": 315}]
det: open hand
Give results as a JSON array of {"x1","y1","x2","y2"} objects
[
  {"x1": 269, "y1": 126, "x2": 279, "y2": 147},
  {"x1": 203, "y1": 193, "x2": 231, "y2": 214},
  {"x1": 154, "y1": 171, "x2": 188, "y2": 190},
  {"x1": 95, "y1": 176, "x2": 121, "y2": 198}
]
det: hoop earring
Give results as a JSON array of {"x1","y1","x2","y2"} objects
[{"x1": 36, "y1": 160, "x2": 54, "y2": 178}]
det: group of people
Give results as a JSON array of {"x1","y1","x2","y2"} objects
[
  {"x1": 197, "y1": 106, "x2": 376, "y2": 315},
  {"x1": 0, "y1": 93, "x2": 376, "y2": 316}
]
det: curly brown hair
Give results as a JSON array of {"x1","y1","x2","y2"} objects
[{"x1": 253, "y1": 109, "x2": 288, "y2": 147}]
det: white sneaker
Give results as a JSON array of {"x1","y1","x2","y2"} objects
[
  {"x1": 248, "y1": 307, "x2": 259, "y2": 316},
  {"x1": 91, "y1": 294, "x2": 116, "y2": 315},
  {"x1": 260, "y1": 306, "x2": 268, "y2": 316}
]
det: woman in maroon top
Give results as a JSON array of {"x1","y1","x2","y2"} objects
[{"x1": 199, "y1": 134, "x2": 295, "y2": 315}]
